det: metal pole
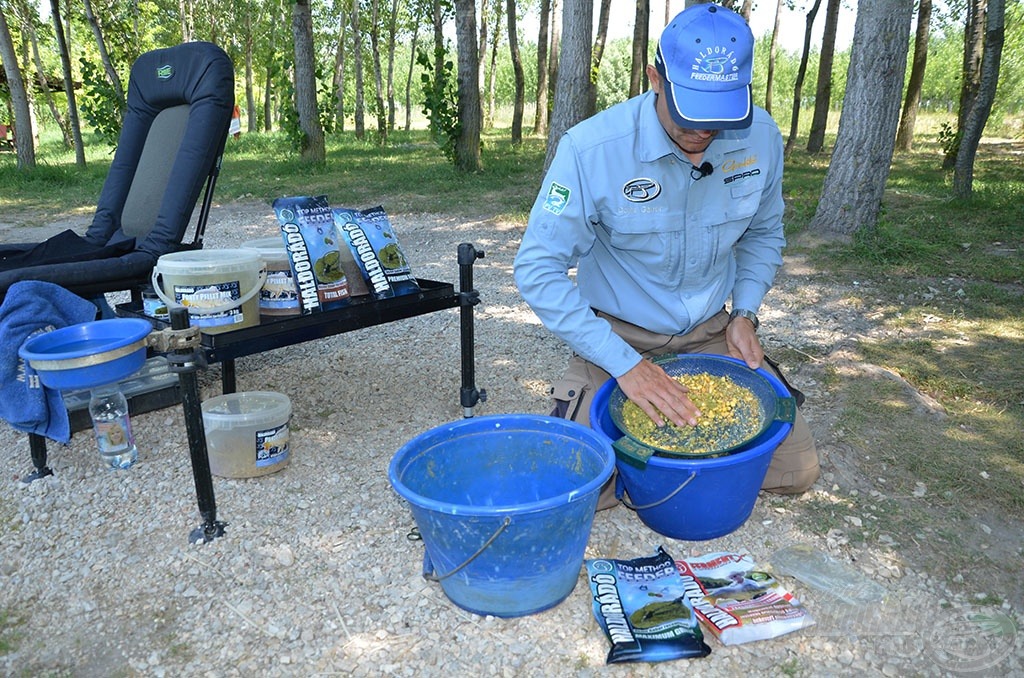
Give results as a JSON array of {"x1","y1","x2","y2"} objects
[
  {"x1": 170, "y1": 307, "x2": 226, "y2": 543},
  {"x1": 457, "y1": 243, "x2": 485, "y2": 418}
]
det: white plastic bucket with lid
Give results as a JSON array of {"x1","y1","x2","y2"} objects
[
  {"x1": 152, "y1": 249, "x2": 266, "y2": 334},
  {"x1": 201, "y1": 391, "x2": 292, "y2": 478},
  {"x1": 241, "y1": 237, "x2": 301, "y2": 317}
]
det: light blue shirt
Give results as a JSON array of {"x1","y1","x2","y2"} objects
[{"x1": 514, "y1": 90, "x2": 785, "y2": 379}]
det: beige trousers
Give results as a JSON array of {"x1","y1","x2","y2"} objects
[{"x1": 549, "y1": 309, "x2": 820, "y2": 507}]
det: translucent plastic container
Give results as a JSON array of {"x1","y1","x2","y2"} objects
[{"x1": 201, "y1": 391, "x2": 291, "y2": 478}]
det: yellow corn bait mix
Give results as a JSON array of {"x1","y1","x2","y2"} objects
[{"x1": 621, "y1": 373, "x2": 763, "y2": 455}]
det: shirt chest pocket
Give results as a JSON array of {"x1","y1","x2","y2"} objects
[{"x1": 597, "y1": 212, "x2": 683, "y2": 277}]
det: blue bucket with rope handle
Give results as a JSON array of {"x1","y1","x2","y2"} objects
[{"x1": 389, "y1": 414, "x2": 615, "y2": 617}]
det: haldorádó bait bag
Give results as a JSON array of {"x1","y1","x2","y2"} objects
[
  {"x1": 675, "y1": 552, "x2": 815, "y2": 645},
  {"x1": 332, "y1": 206, "x2": 421, "y2": 300},
  {"x1": 272, "y1": 195, "x2": 351, "y2": 313},
  {"x1": 586, "y1": 546, "x2": 711, "y2": 664}
]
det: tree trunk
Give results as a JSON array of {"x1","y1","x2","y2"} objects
[
  {"x1": 486, "y1": 0, "x2": 504, "y2": 127},
  {"x1": 944, "y1": 0, "x2": 986, "y2": 168},
  {"x1": 547, "y1": 0, "x2": 561, "y2": 104},
  {"x1": 369, "y1": 0, "x2": 388, "y2": 141},
  {"x1": 764, "y1": 0, "x2": 783, "y2": 115},
  {"x1": 352, "y1": 0, "x2": 366, "y2": 139},
  {"x1": 386, "y1": 0, "x2": 399, "y2": 131},
  {"x1": 629, "y1": 0, "x2": 650, "y2": 98},
  {"x1": 532, "y1": 0, "x2": 550, "y2": 135},
  {"x1": 0, "y1": 7, "x2": 35, "y2": 169},
  {"x1": 332, "y1": 14, "x2": 347, "y2": 132},
  {"x1": 179, "y1": 0, "x2": 194, "y2": 42},
  {"x1": 953, "y1": 0, "x2": 1004, "y2": 199},
  {"x1": 895, "y1": 0, "x2": 932, "y2": 152},
  {"x1": 50, "y1": 0, "x2": 86, "y2": 167},
  {"x1": 588, "y1": 0, "x2": 612, "y2": 117},
  {"x1": 404, "y1": 22, "x2": 419, "y2": 131},
  {"x1": 544, "y1": 0, "x2": 592, "y2": 171},
  {"x1": 784, "y1": 0, "x2": 822, "y2": 156},
  {"x1": 507, "y1": 0, "x2": 525, "y2": 143},
  {"x1": 453, "y1": 0, "x2": 482, "y2": 171},
  {"x1": 806, "y1": 0, "x2": 841, "y2": 154},
  {"x1": 82, "y1": 0, "x2": 126, "y2": 108},
  {"x1": 245, "y1": 8, "x2": 257, "y2": 133},
  {"x1": 809, "y1": 0, "x2": 914, "y2": 237},
  {"x1": 292, "y1": 0, "x2": 326, "y2": 163},
  {"x1": 21, "y1": 4, "x2": 71, "y2": 148}
]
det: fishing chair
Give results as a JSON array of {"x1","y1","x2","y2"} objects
[
  {"x1": 0, "y1": 42, "x2": 233, "y2": 484},
  {"x1": 0, "y1": 41, "x2": 235, "y2": 309}
]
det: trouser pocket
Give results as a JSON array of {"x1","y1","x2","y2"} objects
[{"x1": 549, "y1": 377, "x2": 589, "y2": 422}]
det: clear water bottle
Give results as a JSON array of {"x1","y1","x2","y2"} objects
[{"x1": 88, "y1": 384, "x2": 139, "y2": 470}]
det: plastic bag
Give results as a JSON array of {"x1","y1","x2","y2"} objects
[
  {"x1": 675, "y1": 552, "x2": 815, "y2": 645},
  {"x1": 272, "y1": 195, "x2": 351, "y2": 312},
  {"x1": 586, "y1": 546, "x2": 711, "y2": 664},
  {"x1": 333, "y1": 205, "x2": 420, "y2": 299}
]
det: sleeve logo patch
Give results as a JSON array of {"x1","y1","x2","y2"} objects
[{"x1": 542, "y1": 182, "x2": 571, "y2": 215}]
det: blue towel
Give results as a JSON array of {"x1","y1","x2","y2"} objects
[{"x1": 0, "y1": 281, "x2": 97, "y2": 442}]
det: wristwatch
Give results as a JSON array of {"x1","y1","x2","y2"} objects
[{"x1": 729, "y1": 308, "x2": 760, "y2": 330}]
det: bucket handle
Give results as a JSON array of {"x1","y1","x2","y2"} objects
[
  {"x1": 151, "y1": 265, "x2": 268, "y2": 316},
  {"x1": 421, "y1": 516, "x2": 511, "y2": 582},
  {"x1": 616, "y1": 471, "x2": 697, "y2": 511}
]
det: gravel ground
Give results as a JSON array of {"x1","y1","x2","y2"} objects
[{"x1": 1, "y1": 202, "x2": 1021, "y2": 676}]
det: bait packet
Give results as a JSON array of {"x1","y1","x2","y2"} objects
[
  {"x1": 272, "y1": 195, "x2": 351, "y2": 313},
  {"x1": 675, "y1": 552, "x2": 815, "y2": 645},
  {"x1": 585, "y1": 546, "x2": 711, "y2": 664},
  {"x1": 332, "y1": 205, "x2": 421, "y2": 299}
]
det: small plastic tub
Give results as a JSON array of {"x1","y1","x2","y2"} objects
[{"x1": 201, "y1": 391, "x2": 291, "y2": 478}]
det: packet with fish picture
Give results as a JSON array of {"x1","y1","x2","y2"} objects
[
  {"x1": 585, "y1": 546, "x2": 711, "y2": 664},
  {"x1": 272, "y1": 195, "x2": 351, "y2": 313},
  {"x1": 332, "y1": 205, "x2": 421, "y2": 300},
  {"x1": 675, "y1": 552, "x2": 815, "y2": 645}
]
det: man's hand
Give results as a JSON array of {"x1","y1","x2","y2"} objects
[
  {"x1": 726, "y1": 316, "x2": 764, "y2": 369},
  {"x1": 616, "y1": 358, "x2": 700, "y2": 428}
]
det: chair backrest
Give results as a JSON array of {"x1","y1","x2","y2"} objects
[
  {"x1": 86, "y1": 42, "x2": 234, "y2": 257},
  {"x1": 120, "y1": 105, "x2": 190, "y2": 239}
]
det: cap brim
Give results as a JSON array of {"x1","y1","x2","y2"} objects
[{"x1": 662, "y1": 80, "x2": 753, "y2": 130}]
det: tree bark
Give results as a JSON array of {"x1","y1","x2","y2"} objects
[
  {"x1": 784, "y1": 0, "x2": 822, "y2": 156},
  {"x1": 369, "y1": 0, "x2": 388, "y2": 141},
  {"x1": 532, "y1": 0, "x2": 550, "y2": 135},
  {"x1": 352, "y1": 0, "x2": 366, "y2": 139},
  {"x1": 507, "y1": 0, "x2": 525, "y2": 143},
  {"x1": 895, "y1": 0, "x2": 932, "y2": 152},
  {"x1": 588, "y1": 0, "x2": 612, "y2": 117},
  {"x1": 544, "y1": 0, "x2": 592, "y2": 171},
  {"x1": 806, "y1": 0, "x2": 841, "y2": 153},
  {"x1": 944, "y1": 0, "x2": 986, "y2": 168},
  {"x1": 0, "y1": 6, "x2": 35, "y2": 169},
  {"x1": 953, "y1": 0, "x2": 1004, "y2": 198},
  {"x1": 629, "y1": 0, "x2": 650, "y2": 98},
  {"x1": 244, "y1": 6, "x2": 257, "y2": 133},
  {"x1": 292, "y1": 0, "x2": 326, "y2": 163},
  {"x1": 403, "y1": 21, "x2": 419, "y2": 131},
  {"x1": 386, "y1": 0, "x2": 399, "y2": 131},
  {"x1": 809, "y1": 0, "x2": 914, "y2": 238},
  {"x1": 547, "y1": 0, "x2": 561, "y2": 104},
  {"x1": 332, "y1": 9, "x2": 348, "y2": 133},
  {"x1": 49, "y1": 0, "x2": 86, "y2": 167},
  {"x1": 453, "y1": 0, "x2": 483, "y2": 171},
  {"x1": 486, "y1": 0, "x2": 504, "y2": 127},
  {"x1": 19, "y1": 2, "x2": 71, "y2": 148}
]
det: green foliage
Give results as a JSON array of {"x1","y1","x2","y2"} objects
[
  {"x1": 78, "y1": 58, "x2": 125, "y2": 148},
  {"x1": 938, "y1": 121, "x2": 961, "y2": 159},
  {"x1": 416, "y1": 45, "x2": 460, "y2": 162}
]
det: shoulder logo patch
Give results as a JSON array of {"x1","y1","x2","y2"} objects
[
  {"x1": 623, "y1": 178, "x2": 661, "y2": 203},
  {"x1": 542, "y1": 182, "x2": 571, "y2": 215}
]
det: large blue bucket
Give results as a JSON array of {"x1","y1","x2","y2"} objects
[
  {"x1": 389, "y1": 414, "x2": 615, "y2": 617},
  {"x1": 589, "y1": 362, "x2": 793, "y2": 541}
]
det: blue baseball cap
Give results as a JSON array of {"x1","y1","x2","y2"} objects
[{"x1": 654, "y1": 4, "x2": 754, "y2": 130}]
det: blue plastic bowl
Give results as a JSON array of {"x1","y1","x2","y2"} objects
[{"x1": 19, "y1": 318, "x2": 153, "y2": 390}]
